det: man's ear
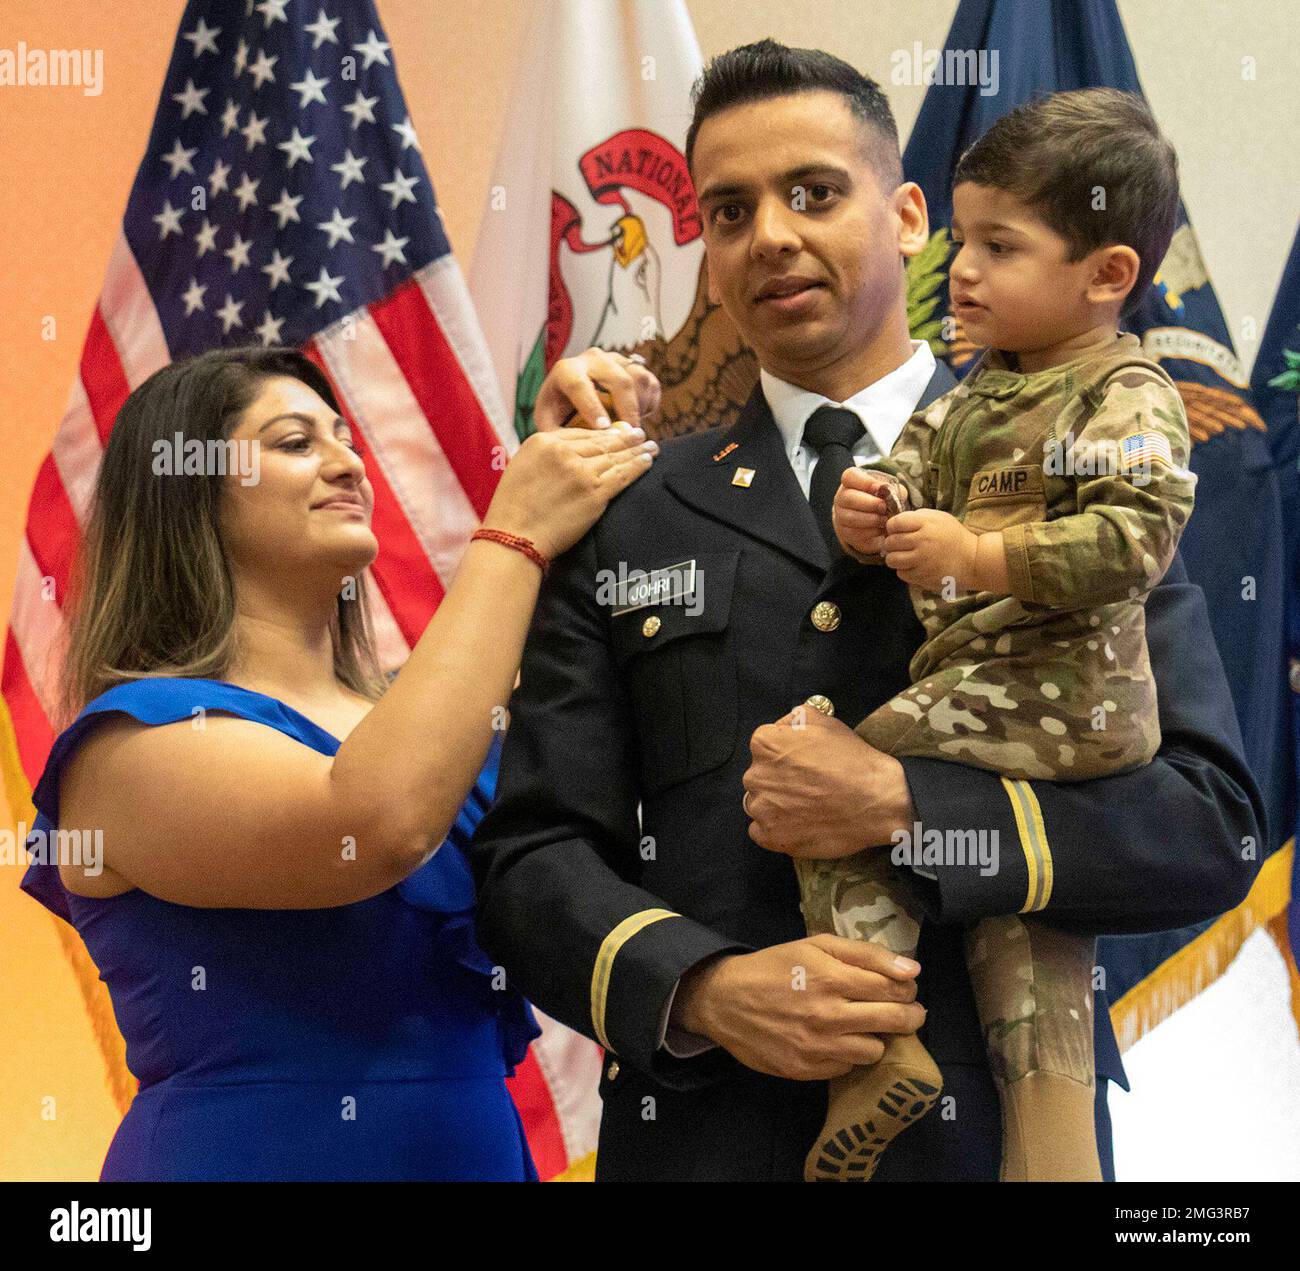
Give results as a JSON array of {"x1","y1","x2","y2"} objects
[
  {"x1": 1086, "y1": 244, "x2": 1140, "y2": 309},
  {"x1": 705, "y1": 254, "x2": 721, "y2": 306},
  {"x1": 895, "y1": 181, "x2": 930, "y2": 261}
]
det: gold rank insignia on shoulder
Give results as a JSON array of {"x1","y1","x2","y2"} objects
[
  {"x1": 712, "y1": 441, "x2": 738, "y2": 462},
  {"x1": 731, "y1": 467, "x2": 755, "y2": 488}
]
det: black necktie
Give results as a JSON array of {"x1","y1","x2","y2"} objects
[{"x1": 803, "y1": 405, "x2": 866, "y2": 553}]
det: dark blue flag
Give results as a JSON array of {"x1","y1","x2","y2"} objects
[
  {"x1": 1250, "y1": 225, "x2": 1300, "y2": 1012},
  {"x1": 901, "y1": 0, "x2": 1294, "y2": 1044}
]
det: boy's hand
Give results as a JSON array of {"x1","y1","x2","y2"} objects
[
  {"x1": 881, "y1": 508, "x2": 980, "y2": 592},
  {"x1": 833, "y1": 468, "x2": 909, "y2": 562}
]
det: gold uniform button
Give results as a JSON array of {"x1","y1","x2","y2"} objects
[
  {"x1": 811, "y1": 601, "x2": 841, "y2": 632},
  {"x1": 606, "y1": 1061, "x2": 620, "y2": 1081},
  {"x1": 805, "y1": 694, "x2": 835, "y2": 717},
  {"x1": 642, "y1": 615, "x2": 661, "y2": 638}
]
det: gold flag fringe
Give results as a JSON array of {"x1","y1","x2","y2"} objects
[
  {"x1": 0, "y1": 699, "x2": 137, "y2": 1116},
  {"x1": 1266, "y1": 909, "x2": 1300, "y2": 1032},
  {"x1": 1109, "y1": 839, "x2": 1297, "y2": 1052},
  {"x1": 549, "y1": 1150, "x2": 596, "y2": 1182},
  {"x1": 49, "y1": 912, "x2": 137, "y2": 1114}
]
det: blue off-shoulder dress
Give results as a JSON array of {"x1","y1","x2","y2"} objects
[{"x1": 20, "y1": 677, "x2": 540, "y2": 1182}]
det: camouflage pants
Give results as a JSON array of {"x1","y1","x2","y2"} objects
[
  {"x1": 888, "y1": 619, "x2": 1160, "y2": 782},
  {"x1": 795, "y1": 847, "x2": 1096, "y2": 1091},
  {"x1": 795, "y1": 672, "x2": 1105, "y2": 1091}
]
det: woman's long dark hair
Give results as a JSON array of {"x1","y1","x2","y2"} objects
[{"x1": 61, "y1": 346, "x2": 386, "y2": 721}]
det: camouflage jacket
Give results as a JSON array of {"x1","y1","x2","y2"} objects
[{"x1": 869, "y1": 332, "x2": 1196, "y2": 779}]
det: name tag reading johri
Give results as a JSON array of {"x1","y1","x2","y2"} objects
[{"x1": 604, "y1": 560, "x2": 699, "y2": 616}]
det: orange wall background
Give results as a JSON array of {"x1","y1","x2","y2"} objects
[{"x1": 1, "y1": 0, "x2": 1297, "y2": 1180}]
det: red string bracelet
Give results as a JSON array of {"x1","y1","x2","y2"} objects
[{"x1": 470, "y1": 527, "x2": 550, "y2": 576}]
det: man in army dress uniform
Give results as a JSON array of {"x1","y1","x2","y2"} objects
[{"x1": 469, "y1": 42, "x2": 1264, "y2": 1181}]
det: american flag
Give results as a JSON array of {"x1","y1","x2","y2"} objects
[
  {"x1": 1119, "y1": 430, "x2": 1175, "y2": 474},
  {"x1": 1, "y1": 0, "x2": 596, "y2": 1181}
]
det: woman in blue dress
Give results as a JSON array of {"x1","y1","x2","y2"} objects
[{"x1": 20, "y1": 345, "x2": 657, "y2": 1181}]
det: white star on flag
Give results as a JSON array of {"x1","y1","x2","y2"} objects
[
  {"x1": 317, "y1": 208, "x2": 358, "y2": 248},
  {"x1": 207, "y1": 157, "x2": 232, "y2": 195},
  {"x1": 269, "y1": 188, "x2": 303, "y2": 227},
  {"x1": 343, "y1": 91, "x2": 378, "y2": 129},
  {"x1": 240, "y1": 111, "x2": 269, "y2": 151},
  {"x1": 216, "y1": 293, "x2": 244, "y2": 332},
  {"x1": 304, "y1": 10, "x2": 342, "y2": 49},
  {"x1": 162, "y1": 138, "x2": 198, "y2": 178},
  {"x1": 247, "y1": 49, "x2": 277, "y2": 89},
  {"x1": 153, "y1": 200, "x2": 184, "y2": 238},
  {"x1": 172, "y1": 77, "x2": 210, "y2": 118},
  {"x1": 224, "y1": 233, "x2": 253, "y2": 272},
  {"x1": 278, "y1": 127, "x2": 316, "y2": 167},
  {"x1": 181, "y1": 277, "x2": 207, "y2": 314},
  {"x1": 352, "y1": 30, "x2": 391, "y2": 69},
  {"x1": 183, "y1": 18, "x2": 221, "y2": 58},
  {"x1": 380, "y1": 169, "x2": 419, "y2": 209},
  {"x1": 255, "y1": 310, "x2": 286, "y2": 345},
  {"x1": 194, "y1": 218, "x2": 219, "y2": 256},
  {"x1": 331, "y1": 150, "x2": 368, "y2": 188},
  {"x1": 233, "y1": 172, "x2": 260, "y2": 211},
  {"x1": 255, "y1": 0, "x2": 289, "y2": 29},
  {"x1": 261, "y1": 249, "x2": 293, "y2": 289},
  {"x1": 290, "y1": 67, "x2": 329, "y2": 108},
  {"x1": 304, "y1": 265, "x2": 343, "y2": 308},
  {"x1": 391, "y1": 116, "x2": 420, "y2": 152},
  {"x1": 372, "y1": 230, "x2": 409, "y2": 268}
]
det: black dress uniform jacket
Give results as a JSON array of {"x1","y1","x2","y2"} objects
[{"x1": 470, "y1": 368, "x2": 1264, "y2": 1182}]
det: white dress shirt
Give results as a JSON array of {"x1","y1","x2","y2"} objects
[
  {"x1": 760, "y1": 339, "x2": 938, "y2": 496},
  {"x1": 658, "y1": 339, "x2": 940, "y2": 1059}
]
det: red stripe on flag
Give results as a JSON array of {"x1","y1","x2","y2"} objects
[
  {"x1": 2, "y1": 630, "x2": 55, "y2": 786},
  {"x1": 368, "y1": 520, "x2": 440, "y2": 646},
  {"x1": 506, "y1": 1047, "x2": 570, "y2": 1181},
  {"x1": 368, "y1": 280, "x2": 502, "y2": 521},
  {"x1": 26, "y1": 455, "x2": 82, "y2": 606},
  {"x1": 80, "y1": 308, "x2": 132, "y2": 444},
  {"x1": 301, "y1": 342, "x2": 445, "y2": 645}
]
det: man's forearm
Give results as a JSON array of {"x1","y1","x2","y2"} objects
[
  {"x1": 668, "y1": 950, "x2": 734, "y2": 1043},
  {"x1": 898, "y1": 749, "x2": 1259, "y2": 934}
]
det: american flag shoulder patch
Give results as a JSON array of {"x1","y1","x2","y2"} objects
[{"x1": 1119, "y1": 431, "x2": 1174, "y2": 472}]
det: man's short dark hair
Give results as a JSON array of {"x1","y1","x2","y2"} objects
[
  {"x1": 953, "y1": 88, "x2": 1180, "y2": 315},
  {"x1": 685, "y1": 39, "x2": 903, "y2": 191}
]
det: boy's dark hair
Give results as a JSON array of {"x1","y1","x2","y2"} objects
[
  {"x1": 954, "y1": 88, "x2": 1180, "y2": 315},
  {"x1": 685, "y1": 39, "x2": 903, "y2": 191}
]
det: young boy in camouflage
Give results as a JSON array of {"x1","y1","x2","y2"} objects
[{"x1": 797, "y1": 88, "x2": 1196, "y2": 1182}]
